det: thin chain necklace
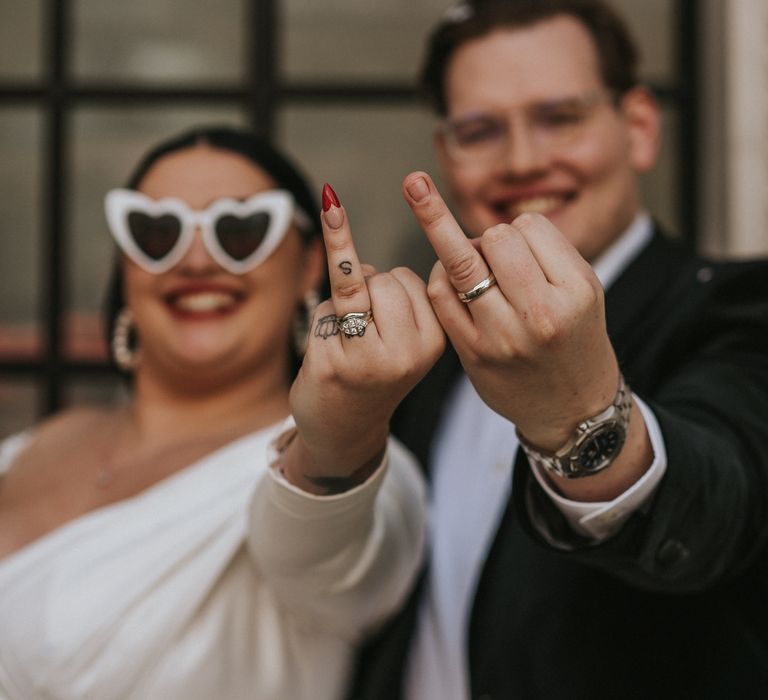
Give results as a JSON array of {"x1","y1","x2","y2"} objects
[
  {"x1": 93, "y1": 412, "x2": 265, "y2": 490},
  {"x1": 95, "y1": 408, "x2": 134, "y2": 489}
]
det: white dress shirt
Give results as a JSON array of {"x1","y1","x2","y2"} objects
[{"x1": 405, "y1": 212, "x2": 668, "y2": 700}]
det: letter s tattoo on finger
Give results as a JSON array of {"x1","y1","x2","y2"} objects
[{"x1": 339, "y1": 261, "x2": 353, "y2": 275}]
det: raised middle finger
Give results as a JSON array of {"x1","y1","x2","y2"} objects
[
  {"x1": 320, "y1": 183, "x2": 376, "y2": 339},
  {"x1": 402, "y1": 171, "x2": 498, "y2": 307}
]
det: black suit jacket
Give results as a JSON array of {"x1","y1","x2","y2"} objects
[{"x1": 349, "y1": 231, "x2": 768, "y2": 699}]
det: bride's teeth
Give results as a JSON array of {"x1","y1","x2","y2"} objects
[
  {"x1": 174, "y1": 292, "x2": 235, "y2": 312},
  {"x1": 510, "y1": 196, "x2": 564, "y2": 217}
]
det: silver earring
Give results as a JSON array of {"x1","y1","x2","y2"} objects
[
  {"x1": 293, "y1": 290, "x2": 320, "y2": 355},
  {"x1": 112, "y1": 307, "x2": 141, "y2": 372}
]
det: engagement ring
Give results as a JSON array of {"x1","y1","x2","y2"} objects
[{"x1": 336, "y1": 310, "x2": 373, "y2": 337}]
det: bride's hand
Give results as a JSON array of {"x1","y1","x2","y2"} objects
[{"x1": 283, "y1": 184, "x2": 444, "y2": 494}]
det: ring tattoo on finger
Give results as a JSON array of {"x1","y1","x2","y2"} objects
[{"x1": 314, "y1": 314, "x2": 339, "y2": 340}]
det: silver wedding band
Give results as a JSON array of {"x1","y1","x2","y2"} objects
[
  {"x1": 336, "y1": 310, "x2": 373, "y2": 337},
  {"x1": 457, "y1": 273, "x2": 497, "y2": 303}
]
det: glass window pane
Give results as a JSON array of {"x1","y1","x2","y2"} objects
[
  {"x1": 67, "y1": 105, "x2": 248, "y2": 360},
  {"x1": 611, "y1": 0, "x2": 677, "y2": 83},
  {"x1": 278, "y1": 105, "x2": 441, "y2": 276},
  {"x1": 66, "y1": 374, "x2": 128, "y2": 410},
  {"x1": 283, "y1": 0, "x2": 452, "y2": 82},
  {"x1": 0, "y1": 378, "x2": 38, "y2": 440},
  {"x1": 0, "y1": 108, "x2": 43, "y2": 359},
  {"x1": 284, "y1": 0, "x2": 678, "y2": 84},
  {"x1": 640, "y1": 105, "x2": 679, "y2": 236},
  {"x1": 0, "y1": 0, "x2": 43, "y2": 80},
  {"x1": 72, "y1": 0, "x2": 247, "y2": 84}
]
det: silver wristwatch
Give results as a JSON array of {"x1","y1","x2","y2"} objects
[{"x1": 517, "y1": 374, "x2": 632, "y2": 479}]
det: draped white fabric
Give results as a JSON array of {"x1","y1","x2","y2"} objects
[{"x1": 0, "y1": 425, "x2": 425, "y2": 700}]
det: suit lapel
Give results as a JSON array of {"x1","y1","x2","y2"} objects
[
  {"x1": 604, "y1": 228, "x2": 690, "y2": 353},
  {"x1": 391, "y1": 344, "x2": 463, "y2": 474}
]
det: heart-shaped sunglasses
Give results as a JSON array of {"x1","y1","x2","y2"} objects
[{"x1": 105, "y1": 188, "x2": 312, "y2": 275}]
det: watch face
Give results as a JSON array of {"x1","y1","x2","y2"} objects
[{"x1": 575, "y1": 423, "x2": 625, "y2": 473}]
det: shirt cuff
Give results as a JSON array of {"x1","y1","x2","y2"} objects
[{"x1": 529, "y1": 394, "x2": 667, "y2": 541}]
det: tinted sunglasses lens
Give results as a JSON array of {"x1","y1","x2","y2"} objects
[
  {"x1": 214, "y1": 212, "x2": 271, "y2": 261},
  {"x1": 127, "y1": 211, "x2": 182, "y2": 260}
]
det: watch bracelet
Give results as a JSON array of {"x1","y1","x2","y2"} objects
[{"x1": 516, "y1": 373, "x2": 632, "y2": 479}]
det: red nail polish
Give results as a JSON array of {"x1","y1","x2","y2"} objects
[{"x1": 322, "y1": 183, "x2": 341, "y2": 212}]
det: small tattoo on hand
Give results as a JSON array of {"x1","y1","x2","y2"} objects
[
  {"x1": 304, "y1": 450, "x2": 384, "y2": 495},
  {"x1": 339, "y1": 260, "x2": 353, "y2": 275},
  {"x1": 314, "y1": 314, "x2": 339, "y2": 339}
]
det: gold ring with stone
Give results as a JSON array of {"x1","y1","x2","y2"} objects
[{"x1": 336, "y1": 310, "x2": 373, "y2": 337}]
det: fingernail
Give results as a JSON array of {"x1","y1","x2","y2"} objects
[
  {"x1": 321, "y1": 183, "x2": 344, "y2": 229},
  {"x1": 323, "y1": 206, "x2": 344, "y2": 229},
  {"x1": 406, "y1": 176, "x2": 430, "y2": 203},
  {"x1": 322, "y1": 183, "x2": 341, "y2": 212}
]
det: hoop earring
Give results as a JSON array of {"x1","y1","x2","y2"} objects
[
  {"x1": 293, "y1": 290, "x2": 319, "y2": 356},
  {"x1": 112, "y1": 307, "x2": 141, "y2": 372}
]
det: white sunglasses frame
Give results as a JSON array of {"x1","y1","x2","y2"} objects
[{"x1": 105, "y1": 188, "x2": 312, "y2": 275}]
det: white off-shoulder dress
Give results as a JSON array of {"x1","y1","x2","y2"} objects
[{"x1": 0, "y1": 421, "x2": 426, "y2": 700}]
